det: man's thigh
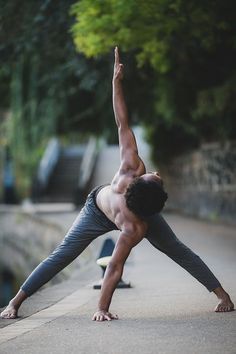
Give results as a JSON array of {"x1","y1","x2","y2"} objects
[
  {"x1": 145, "y1": 214, "x2": 188, "y2": 254},
  {"x1": 57, "y1": 206, "x2": 115, "y2": 257}
]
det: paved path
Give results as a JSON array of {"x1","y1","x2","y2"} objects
[
  {"x1": 1, "y1": 141, "x2": 235, "y2": 353},
  {"x1": 0, "y1": 212, "x2": 235, "y2": 353}
]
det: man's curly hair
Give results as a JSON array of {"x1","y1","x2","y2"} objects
[{"x1": 124, "y1": 177, "x2": 168, "y2": 217}]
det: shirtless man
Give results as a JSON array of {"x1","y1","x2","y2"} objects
[{"x1": 1, "y1": 47, "x2": 234, "y2": 321}]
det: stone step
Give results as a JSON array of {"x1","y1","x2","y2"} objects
[{"x1": 38, "y1": 149, "x2": 83, "y2": 203}]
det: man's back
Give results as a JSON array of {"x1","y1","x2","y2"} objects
[{"x1": 96, "y1": 182, "x2": 146, "y2": 235}]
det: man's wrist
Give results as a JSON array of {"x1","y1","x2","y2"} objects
[
  {"x1": 112, "y1": 78, "x2": 122, "y2": 85},
  {"x1": 98, "y1": 302, "x2": 109, "y2": 311}
]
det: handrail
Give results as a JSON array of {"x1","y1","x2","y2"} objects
[
  {"x1": 78, "y1": 137, "x2": 97, "y2": 189},
  {"x1": 37, "y1": 138, "x2": 60, "y2": 189}
]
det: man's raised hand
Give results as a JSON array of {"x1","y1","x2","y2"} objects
[{"x1": 113, "y1": 46, "x2": 124, "y2": 82}]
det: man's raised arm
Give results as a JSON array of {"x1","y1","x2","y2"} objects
[{"x1": 112, "y1": 47, "x2": 145, "y2": 173}]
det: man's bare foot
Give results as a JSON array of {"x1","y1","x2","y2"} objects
[
  {"x1": 213, "y1": 287, "x2": 234, "y2": 312},
  {"x1": 1, "y1": 289, "x2": 27, "y2": 319},
  {"x1": 1, "y1": 301, "x2": 19, "y2": 319},
  {"x1": 215, "y1": 296, "x2": 234, "y2": 312}
]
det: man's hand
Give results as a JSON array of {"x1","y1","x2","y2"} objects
[
  {"x1": 92, "y1": 310, "x2": 118, "y2": 322},
  {"x1": 113, "y1": 46, "x2": 124, "y2": 82}
]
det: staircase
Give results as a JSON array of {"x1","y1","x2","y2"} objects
[{"x1": 39, "y1": 146, "x2": 84, "y2": 203}]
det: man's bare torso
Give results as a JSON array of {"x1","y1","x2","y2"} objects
[{"x1": 96, "y1": 174, "x2": 147, "y2": 237}]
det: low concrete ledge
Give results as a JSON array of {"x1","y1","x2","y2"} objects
[
  {"x1": 0, "y1": 208, "x2": 67, "y2": 288},
  {"x1": 0, "y1": 205, "x2": 96, "y2": 296}
]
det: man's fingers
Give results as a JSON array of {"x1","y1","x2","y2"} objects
[
  {"x1": 115, "y1": 46, "x2": 119, "y2": 65},
  {"x1": 111, "y1": 313, "x2": 118, "y2": 319},
  {"x1": 92, "y1": 314, "x2": 105, "y2": 321},
  {"x1": 92, "y1": 311, "x2": 119, "y2": 321},
  {"x1": 118, "y1": 64, "x2": 123, "y2": 73}
]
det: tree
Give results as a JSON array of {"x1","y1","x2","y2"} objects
[
  {"x1": 71, "y1": 0, "x2": 236, "y2": 162},
  {"x1": 0, "y1": 0, "x2": 116, "y2": 197}
]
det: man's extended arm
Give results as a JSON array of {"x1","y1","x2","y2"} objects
[
  {"x1": 113, "y1": 47, "x2": 145, "y2": 174},
  {"x1": 92, "y1": 231, "x2": 142, "y2": 321}
]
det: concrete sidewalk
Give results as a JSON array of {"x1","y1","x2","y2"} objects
[{"x1": 0, "y1": 212, "x2": 235, "y2": 354}]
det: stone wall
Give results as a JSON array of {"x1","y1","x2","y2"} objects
[
  {"x1": 0, "y1": 211, "x2": 74, "y2": 290},
  {"x1": 0, "y1": 208, "x2": 119, "y2": 298},
  {"x1": 161, "y1": 141, "x2": 236, "y2": 224}
]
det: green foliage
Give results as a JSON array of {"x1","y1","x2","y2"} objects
[
  {"x1": 1, "y1": 0, "x2": 236, "y2": 198},
  {"x1": 0, "y1": 0, "x2": 115, "y2": 197},
  {"x1": 71, "y1": 0, "x2": 172, "y2": 73},
  {"x1": 72, "y1": 0, "x2": 236, "y2": 162},
  {"x1": 192, "y1": 76, "x2": 236, "y2": 141},
  {"x1": 0, "y1": 0, "x2": 118, "y2": 135}
]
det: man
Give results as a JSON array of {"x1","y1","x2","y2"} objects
[{"x1": 1, "y1": 47, "x2": 234, "y2": 321}]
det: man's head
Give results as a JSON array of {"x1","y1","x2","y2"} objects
[{"x1": 124, "y1": 172, "x2": 168, "y2": 217}]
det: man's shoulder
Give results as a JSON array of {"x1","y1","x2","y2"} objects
[
  {"x1": 119, "y1": 219, "x2": 147, "y2": 246},
  {"x1": 110, "y1": 174, "x2": 134, "y2": 194},
  {"x1": 120, "y1": 209, "x2": 147, "y2": 235}
]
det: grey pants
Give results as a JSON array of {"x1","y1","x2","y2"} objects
[{"x1": 21, "y1": 185, "x2": 221, "y2": 296}]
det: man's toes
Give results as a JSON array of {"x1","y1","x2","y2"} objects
[
  {"x1": 225, "y1": 306, "x2": 231, "y2": 312},
  {"x1": 215, "y1": 306, "x2": 223, "y2": 312},
  {"x1": 216, "y1": 305, "x2": 234, "y2": 312},
  {"x1": 1, "y1": 312, "x2": 7, "y2": 318},
  {"x1": 1, "y1": 309, "x2": 17, "y2": 319}
]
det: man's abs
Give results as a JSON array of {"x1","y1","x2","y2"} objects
[{"x1": 96, "y1": 185, "x2": 118, "y2": 225}]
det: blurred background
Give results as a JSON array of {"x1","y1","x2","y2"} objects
[{"x1": 0, "y1": 0, "x2": 236, "y2": 307}]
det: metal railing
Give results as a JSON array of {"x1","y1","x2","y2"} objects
[
  {"x1": 37, "y1": 138, "x2": 60, "y2": 190},
  {"x1": 78, "y1": 137, "x2": 97, "y2": 190},
  {"x1": 75, "y1": 137, "x2": 105, "y2": 205}
]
